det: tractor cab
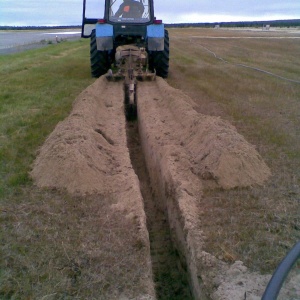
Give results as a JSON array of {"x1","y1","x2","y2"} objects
[
  {"x1": 82, "y1": 0, "x2": 154, "y2": 38},
  {"x1": 109, "y1": 0, "x2": 151, "y2": 24},
  {"x1": 81, "y1": 0, "x2": 169, "y2": 78}
]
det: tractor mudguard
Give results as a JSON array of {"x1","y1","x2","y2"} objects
[
  {"x1": 147, "y1": 24, "x2": 164, "y2": 51},
  {"x1": 95, "y1": 23, "x2": 114, "y2": 51}
]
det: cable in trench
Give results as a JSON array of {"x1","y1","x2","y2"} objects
[{"x1": 126, "y1": 118, "x2": 193, "y2": 300}]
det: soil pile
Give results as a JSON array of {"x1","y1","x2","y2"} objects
[
  {"x1": 31, "y1": 77, "x2": 155, "y2": 299},
  {"x1": 31, "y1": 76, "x2": 272, "y2": 299},
  {"x1": 32, "y1": 78, "x2": 131, "y2": 195},
  {"x1": 138, "y1": 78, "x2": 271, "y2": 190},
  {"x1": 136, "y1": 78, "x2": 272, "y2": 299},
  {"x1": 31, "y1": 77, "x2": 270, "y2": 195}
]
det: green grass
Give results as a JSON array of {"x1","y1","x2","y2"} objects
[
  {"x1": 0, "y1": 40, "x2": 152, "y2": 299},
  {"x1": 0, "y1": 40, "x2": 94, "y2": 196}
]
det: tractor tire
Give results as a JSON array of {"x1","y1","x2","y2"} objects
[
  {"x1": 90, "y1": 29, "x2": 110, "y2": 77},
  {"x1": 148, "y1": 29, "x2": 169, "y2": 78}
]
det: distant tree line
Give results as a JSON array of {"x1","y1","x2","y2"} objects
[
  {"x1": 0, "y1": 25, "x2": 81, "y2": 30},
  {"x1": 0, "y1": 19, "x2": 299, "y2": 30},
  {"x1": 165, "y1": 19, "x2": 300, "y2": 28}
]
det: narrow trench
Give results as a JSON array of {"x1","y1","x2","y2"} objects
[{"x1": 126, "y1": 121, "x2": 193, "y2": 300}]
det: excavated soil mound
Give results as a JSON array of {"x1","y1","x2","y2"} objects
[
  {"x1": 31, "y1": 77, "x2": 270, "y2": 195},
  {"x1": 138, "y1": 78, "x2": 271, "y2": 190},
  {"x1": 136, "y1": 78, "x2": 271, "y2": 299},
  {"x1": 31, "y1": 78, "x2": 129, "y2": 195},
  {"x1": 31, "y1": 77, "x2": 155, "y2": 299},
  {"x1": 31, "y1": 76, "x2": 272, "y2": 299}
]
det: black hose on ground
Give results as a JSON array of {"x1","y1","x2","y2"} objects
[{"x1": 262, "y1": 240, "x2": 300, "y2": 300}]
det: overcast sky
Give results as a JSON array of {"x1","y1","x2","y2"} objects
[{"x1": 0, "y1": 0, "x2": 299, "y2": 26}]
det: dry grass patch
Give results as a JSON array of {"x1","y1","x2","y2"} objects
[
  {"x1": 167, "y1": 28, "x2": 300, "y2": 273},
  {"x1": 1, "y1": 188, "x2": 150, "y2": 299},
  {"x1": 0, "y1": 41, "x2": 151, "y2": 298}
]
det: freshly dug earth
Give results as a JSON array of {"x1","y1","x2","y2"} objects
[
  {"x1": 32, "y1": 77, "x2": 270, "y2": 193},
  {"x1": 32, "y1": 78, "x2": 130, "y2": 195},
  {"x1": 137, "y1": 78, "x2": 271, "y2": 190},
  {"x1": 32, "y1": 77, "x2": 155, "y2": 299},
  {"x1": 32, "y1": 77, "x2": 274, "y2": 299},
  {"x1": 136, "y1": 79, "x2": 273, "y2": 299},
  {"x1": 32, "y1": 74, "x2": 270, "y2": 195}
]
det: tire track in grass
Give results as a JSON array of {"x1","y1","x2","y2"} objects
[{"x1": 195, "y1": 41, "x2": 300, "y2": 84}]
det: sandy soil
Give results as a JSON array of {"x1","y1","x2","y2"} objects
[
  {"x1": 31, "y1": 78, "x2": 155, "y2": 299},
  {"x1": 136, "y1": 78, "x2": 273, "y2": 299},
  {"x1": 31, "y1": 76, "x2": 297, "y2": 299}
]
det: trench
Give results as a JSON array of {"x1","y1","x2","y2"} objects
[{"x1": 126, "y1": 120, "x2": 193, "y2": 299}]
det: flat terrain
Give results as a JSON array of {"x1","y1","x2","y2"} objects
[
  {"x1": 0, "y1": 28, "x2": 299, "y2": 299},
  {"x1": 167, "y1": 27, "x2": 300, "y2": 271},
  {"x1": 0, "y1": 29, "x2": 81, "y2": 54}
]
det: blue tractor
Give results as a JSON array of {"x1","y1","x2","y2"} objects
[{"x1": 81, "y1": 0, "x2": 169, "y2": 78}]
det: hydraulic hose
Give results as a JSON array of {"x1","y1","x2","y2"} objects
[{"x1": 262, "y1": 240, "x2": 300, "y2": 300}]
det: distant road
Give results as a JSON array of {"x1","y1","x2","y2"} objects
[{"x1": 0, "y1": 29, "x2": 81, "y2": 54}]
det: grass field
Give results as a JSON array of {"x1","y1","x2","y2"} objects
[
  {"x1": 167, "y1": 28, "x2": 300, "y2": 273},
  {"x1": 0, "y1": 28, "x2": 299, "y2": 298},
  {"x1": 0, "y1": 40, "x2": 97, "y2": 298},
  {"x1": 0, "y1": 39, "x2": 94, "y2": 195}
]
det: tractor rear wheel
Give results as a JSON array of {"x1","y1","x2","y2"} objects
[
  {"x1": 90, "y1": 29, "x2": 110, "y2": 77},
  {"x1": 148, "y1": 29, "x2": 169, "y2": 78}
]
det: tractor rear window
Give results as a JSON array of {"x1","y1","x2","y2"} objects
[{"x1": 109, "y1": 0, "x2": 150, "y2": 23}]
